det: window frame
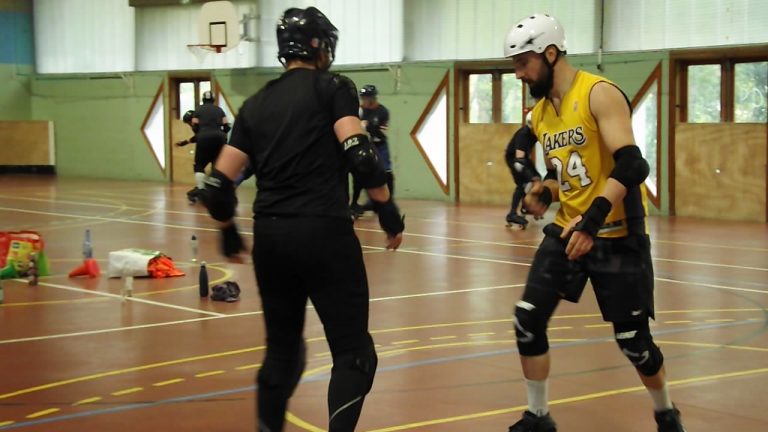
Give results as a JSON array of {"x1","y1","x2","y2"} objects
[
  {"x1": 462, "y1": 69, "x2": 525, "y2": 124},
  {"x1": 630, "y1": 62, "x2": 663, "y2": 208}
]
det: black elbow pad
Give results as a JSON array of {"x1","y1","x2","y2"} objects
[
  {"x1": 342, "y1": 134, "x2": 387, "y2": 189},
  {"x1": 609, "y1": 146, "x2": 649, "y2": 188},
  {"x1": 222, "y1": 123, "x2": 231, "y2": 133}
]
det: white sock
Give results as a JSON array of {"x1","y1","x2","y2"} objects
[
  {"x1": 648, "y1": 384, "x2": 673, "y2": 411},
  {"x1": 526, "y1": 379, "x2": 549, "y2": 416},
  {"x1": 194, "y1": 172, "x2": 206, "y2": 189}
]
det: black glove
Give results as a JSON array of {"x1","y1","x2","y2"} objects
[
  {"x1": 372, "y1": 198, "x2": 405, "y2": 237},
  {"x1": 220, "y1": 223, "x2": 245, "y2": 257},
  {"x1": 573, "y1": 196, "x2": 612, "y2": 238}
]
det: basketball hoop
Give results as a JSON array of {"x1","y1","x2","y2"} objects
[{"x1": 187, "y1": 44, "x2": 225, "y2": 63}]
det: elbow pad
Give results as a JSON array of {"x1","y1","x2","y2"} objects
[
  {"x1": 342, "y1": 134, "x2": 387, "y2": 189},
  {"x1": 609, "y1": 146, "x2": 649, "y2": 188},
  {"x1": 512, "y1": 157, "x2": 540, "y2": 185},
  {"x1": 202, "y1": 168, "x2": 237, "y2": 222},
  {"x1": 192, "y1": 123, "x2": 200, "y2": 133},
  {"x1": 222, "y1": 123, "x2": 231, "y2": 133}
]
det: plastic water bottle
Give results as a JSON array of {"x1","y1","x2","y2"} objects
[
  {"x1": 190, "y1": 234, "x2": 199, "y2": 263},
  {"x1": 124, "y1": 275, "x2": 134, "y2": 298},
  {"x1": 199, "y1": 261, "x2": 209, "y2": 298},
  {"x1": 83, "y1": 229, "x2": 93, "y2": 259},
  {"x1": 28, "y1": 253, "x2": 38, "y2": 286}
]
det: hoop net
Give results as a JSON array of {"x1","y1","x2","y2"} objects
[{"x1": 187, "y1": 44, "x2": 224, "y2": 63}]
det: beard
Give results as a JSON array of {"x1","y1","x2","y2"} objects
[{"x1": 528, "y1": 63, "x2": 554, "y2": 99}]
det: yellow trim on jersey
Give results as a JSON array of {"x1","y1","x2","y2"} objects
[{"x1": 530, "y1": 71, "x2": 648, "y2": 238}]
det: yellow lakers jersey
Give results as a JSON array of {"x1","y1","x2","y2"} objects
[{"x1": 530, "y1": 71, "x2": 648, "y2": 238}]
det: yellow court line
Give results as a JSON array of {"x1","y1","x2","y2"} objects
[
  {"x1": 429, "y1": 335, "x2": 457, "y2": 340},
  {"x1": 584, "y1": 324, "x2": 612, "y2": 328},
  {"x1": 391, "y1": 340, "x2": 420, "y2": 345},
  {"x1": 72, "y1": 396, "x2": 102, "y2": 406},
  {"x1": 194, "y1": 371, "x2": 225, "y2": 378},
  {"x1": 234, "y1": 363, "x2": 261, "y2": 371},
  {"x1": 664, "y1": 320, "x2": 693, "y2": 324},
  {"x1": 152, "y1": 378, "x2": 185, "y2": 387},
  {"x1": 0, "y1": 421, "x2": 14, "y2": 427},
  {"x1": 548, "y1": 326, "x2": 574, "y2": 330},
  {"x1": 0, "y1": 345, "x2": 265, "y2": 400},
  {"x1": 705, "y1": 318, "x2": 736, "y2": 323},
  {"x1": 285, "y1": 413, "x2": 326, "y2": 432},
  {"x1": 111, "y1": 387, "x2": 143, "y2": 396},
  {"x1": 657, "y1": 340, "x2": 768, "y2": 352},
  {"x1": 25, "y1": 408, "x2": 60, "y2": 419},
  {"x1": 468, "y1": 332, "x2": 496, "y2": 337},
  {"x1": 365, "y1": 366, "x2": 768, "y2": 432}
]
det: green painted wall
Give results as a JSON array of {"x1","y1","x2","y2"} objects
[
  {"x1": 30, "y1": 73, "x2": 167, "y2": 181},
  {"x1": 0, "y1": 64, "x2": 31, "y2": 119},
  {"x1": 215, "y1": 62, "x2": 455, "y2": 201}
]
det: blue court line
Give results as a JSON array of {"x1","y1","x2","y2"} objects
[{"x1": 1, "y1": 318, "x2": 764, "y2": 430}]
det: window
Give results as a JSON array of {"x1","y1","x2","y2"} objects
[
  {"x1": 687, "y1": 64, "x2": 721, "y2": 123},
  {"x1": 199, "y1": 80, "x2": 212, "y2": 104},
  {"x1": 631, "y1": 63, "x2": 661, "y2": 207},
  {"x1": 468, "y1": 74, "x2": 492, "y2": 123},
  {"x1": 179, "y1": 82, "x2": 195, "y2": 117},
  {"x1": 412, "y1": 74, "x2": 449, "y2": 194},
  {"x1": 464, "y1": 70, "x2": 525, "y2": 124},
  {"x1": 734, "y1": 61, "x2": 767, "y2": 123},
  {"x1": 501, "y1": 73, "x2": 523, "y2": 123},
  {"x1": 175, "y1": 79, "x2": 212, "y2": 120},
  {"x1": 141, "y1": 85, "x2": 166, "y2": 172}
]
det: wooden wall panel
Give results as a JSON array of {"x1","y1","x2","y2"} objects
[
  {"x1": 458, "y1": 123, "x2": 519, "y2": 205},
  {"x1": 0, "y1": 121, "x2": 53, "y2": 165},
  {"x1": 170, "y1": 118, "x2": 195, "y2": 184},
  {"x1": 675, "y1": 123, "x2": 766, "y2": 221}
]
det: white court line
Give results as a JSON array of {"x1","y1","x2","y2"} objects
[
  {"x1": 27, "y1": 281, "x2": 225, "y2": 317},
  {"x1": 5, "y1": 202, "x2": 764, "y2": 273},
  {"x1": 657, "y1": 277, "x2": 768, "y2": 295},
  {"x1": 0, "y1": 283, "x2": 527, "y2": 345}
]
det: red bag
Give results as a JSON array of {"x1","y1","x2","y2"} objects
[{"x1": 0, "y1": 231, "x2": 46, "y2": 272}]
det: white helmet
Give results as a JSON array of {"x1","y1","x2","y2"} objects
[{"x1": 504, "y1": 13, "x2": 566, "y2": 58}]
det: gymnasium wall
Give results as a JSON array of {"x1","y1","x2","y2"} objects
[
  {"x1": 0, "y1": 0, "x2": 33, "y2": 120},
  {"x1": 29, "y1": 73, "x2": 166, "y2": 181},
  {"x1": 214, "y1": 62, "x2": 454, "y2": 200}
]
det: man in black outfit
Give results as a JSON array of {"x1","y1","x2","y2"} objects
[
  {"x1": 183, "y1": 91, "x2": 230, "y2": 203},
  {"x1": 201, "y1": 7, "x2": 404, "y2": 432},
  {"x1": 350, "y1": 84, "x2": 393, "y2": 218},
  {"x1": 504, "y1": 112, "x2": 540, "y2": 228}
]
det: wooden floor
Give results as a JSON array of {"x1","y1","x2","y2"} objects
[{"x1": 0, "y1": 176, "x2": 767, "y2": 431}]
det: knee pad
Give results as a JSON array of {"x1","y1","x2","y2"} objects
[
  {"x1": 614, "y1": 322, "x2": 663, "y2": 376},
  {"x1": 332, "y1": 344, "x2": 378, "y2": 393},
  {"x1": 514, "y1": 300, "x2": 549, "y2": 356},
  {"x1": 257, "y1": 341, "x2": 307, "y2": 399}
]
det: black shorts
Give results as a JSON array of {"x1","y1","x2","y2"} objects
[
  {"x1": 193, "y1": 130, "x2": 226, "y2": 172},
  {"x1": 523, "y1": 223, "x2": 655, "y2": 322}
]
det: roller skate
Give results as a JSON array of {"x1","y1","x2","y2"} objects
[{"x1": 506, "y1": 213, "x2": 528, "y2": 230}]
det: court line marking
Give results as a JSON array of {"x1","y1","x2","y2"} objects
[
  {"x1": 3, "y1": 205, "x2": 766, "y2": 273},
  {"x1": 27, "y1": 281, "x2": 225, "y2": 317},
  {"x1": 365, "y1": 366, "x2": 768, "y2": 432},
  {"x1": 24, "y1": 409, "x2": 59, "y2": 420},
  {"x1": 110, "y1": 387, "x2": 143, "y2": 396},
  {"x1": 152, "y1": 379, "x2": 185, "y2": 387},
  {"x1": 0, "y1": 264, "x2": 233, "y2": 308},
  {"x1": 194, "y1": 371, "x2": 225, "y2": 378},
  {"x1": 1, "y1": 327, "x2": 763, "y2": 430},
  {"x1": 658, "y1": 277, "x2": 768, "y2": 295},
  {"x1": 72, "y1": 397, "x2": 101, "y2": 406}
]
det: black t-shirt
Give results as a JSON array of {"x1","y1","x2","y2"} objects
[
  {"x1": 194, "y1": 103, "x2": 226, "y2": 133},
  {"x1": 228, "y1": 68, "x2": 359, "y2": 219},
  {"x1": 504, "y1": 125, "x2": 537, "y2": 168},
  {"x1": 360, "y1": 105, "x2": 389, "y2": 144}
]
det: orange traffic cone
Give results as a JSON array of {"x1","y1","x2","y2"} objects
[{"x1": 68, "y1": 258, "x2": 101, "y2": 278}]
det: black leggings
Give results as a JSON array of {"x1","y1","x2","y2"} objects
[
  {"x1": 193, "y1": 131, "x2": 226, "y2": 173},
  {"x1": 252, "y1": 217, "x2": 376, "y2": 431}
]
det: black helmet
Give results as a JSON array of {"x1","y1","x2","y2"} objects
[
  {"x1": 202, "y1": 91, "x2": 214, "y2": 103},
  {"x1": 182, "y1": 109, "x2": 194, "y2": 124},
  {"x1": 276, "y1": 7, "x2": 338, "y2": 67},
  {"x1": 360, "y1": 84, "x2": 378, "y2": 97}
]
